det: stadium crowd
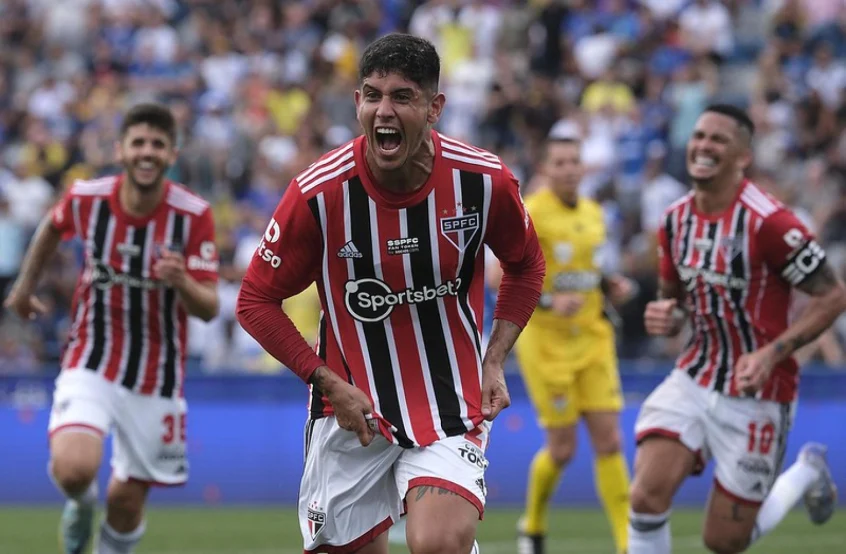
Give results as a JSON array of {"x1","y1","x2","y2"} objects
[{"x1": 0, "y1": 0, "x2": 844, "y2": 374}]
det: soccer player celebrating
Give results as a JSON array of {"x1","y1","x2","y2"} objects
[
  {"x1": 630, "y1": 104, "x2": 843, "y2": 554},
  {"x1": 4, "y1": 104, "x2": 220, "y2": 554},
  {"x1": 237, "y1": 34, "x2": 544, "y2": 554},
  {"x1": 511, "y1": 135, "x2": 635, "y2": 554}
]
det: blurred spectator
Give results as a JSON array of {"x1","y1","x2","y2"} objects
[
  {"x1": 678, "y1": 0, "x2": 734, "y2": 61},
  {"x1": 0, "y1": 192, "x2": 25, "y2": 302}
]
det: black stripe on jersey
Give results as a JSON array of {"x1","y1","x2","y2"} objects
[
  {"x1": 664, "y1": 212, "x2": 675, "y2": 260},
  {"x1": 681, "y1": 211, "x2": 709, "y2": 377},
  {"x1": 120, "y1": 226, "x2": 149, "y2": 390},
  {"x1": 309, "y1": 313, "x2": 327, "y2": 419},
  {"x1": 456, "y1": 171, "x2": 485, "y2": 355},
  {"x1": 307, "y1": 197, "x2": 322, "y2": 233},
  {"x1": 729, "y1": 207, "x2": 755, "y2": 353},
  {"x1": 407, "y1": 193, "x2": 466, "y2": 437},
  {"x1": 678, "y1": 205, "x2": 694, "y2": 266},
  {"x1": 706, "y1": 222, "x2": 732, "y2": 392},
  {"x1": 85, "y1": 200, "x2": 113, "y2": 371},
  {"x1": 160, "y1": 213, "x2": 185, "y2": 398},
  {"x1": 348, "y1": 178, "x2": 412, "y2": 447}
]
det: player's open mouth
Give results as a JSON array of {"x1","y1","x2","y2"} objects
[
  {"x1": 690, "y1": 154, "x2": 718, "y2": 173},
  {"x1": 374, "y1": 127, "x2": 402, "y2": 156},
  {"x1": 135, "y1": 160, "x2": 159, "y2": 181}
]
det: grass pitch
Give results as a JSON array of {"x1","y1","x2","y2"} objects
[{"x1": 0, "y1": 506, "x2": 841, "y2": 553}]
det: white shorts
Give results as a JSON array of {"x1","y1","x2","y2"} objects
[
  {"x1": 48, "y1": 369, "x2": 188, "y2": 486},
  {"x1": 635, "y1": 370, "x2": 793, "y2": 504},
  {"x1": 298, "y1": 416, "x2": 490, "y2": 554}
]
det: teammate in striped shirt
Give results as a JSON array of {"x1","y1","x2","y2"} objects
[
  {"x1": 4, "y1": 104, "x2": 220, "y2": 554},
  {"x1": 237, "y1": 34, "x2": 545, "y2": 554},
  {"x1": 629, "y1": 104, "x2": 844, "y2": 554}
]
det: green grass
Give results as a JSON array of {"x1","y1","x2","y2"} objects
[{"x1": 0, "y1": 506, "x2": 841, "y2": 553}]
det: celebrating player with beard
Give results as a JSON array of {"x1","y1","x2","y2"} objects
[{"x1": 5, "y1": 103, "x2": 220, "y2": 554}]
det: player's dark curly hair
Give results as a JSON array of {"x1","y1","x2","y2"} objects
[
  {"x1": 358, "y1": 33, "x2": 440, "y2": 93},
  {"x1": 120, "y1": 103, "x2": 177, "y2": 144}
]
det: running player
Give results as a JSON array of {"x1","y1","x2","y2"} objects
[
  {"x1": 4, "y1": 103, "x2": 219, "y2": 554},
  {"x1": 629, "y1": 104, "x2": 842, "y2": 554}
]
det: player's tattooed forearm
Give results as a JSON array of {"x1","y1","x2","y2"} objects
[
  {"x1": 775, "y1": 333, "x2": 814, "y2": 356},
  {"x1": 797, "y1": 262, "x2": 838, "y2": 296},
  {"x1": 414, "y1": 486, "x2": 460, "y2": 501},
  {"x1": 309, "y1": 366, "x2": 336, "y2": 394}
]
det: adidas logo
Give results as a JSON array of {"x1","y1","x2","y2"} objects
[{"x1": 337, "y1": 241, "x2": 363, "y2": 259}]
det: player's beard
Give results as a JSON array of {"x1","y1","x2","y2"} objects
[{"x1": 125, "y1": 159, "x2": 167, "y2": 194}]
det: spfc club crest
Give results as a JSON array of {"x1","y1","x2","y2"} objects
[
  {"x1": 307, "y1": 502, "x2": 326, "y2": 539},
  {"x1": 440, "y1": 212, "x2": 479, "y2": 252},
  {"x1": 718, "y1": 236, "x2": 743, "y2": 263}
]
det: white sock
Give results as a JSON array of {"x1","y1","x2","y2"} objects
[
  {"x1": 628, "y1": 509, "x2": 671, "y2": 554},
  {"x1": 750, "y1": 459, "x2": 820, "y2": 543},
  {"x1": 95, "y1": 520, "x2": 146, "y2": 554}
]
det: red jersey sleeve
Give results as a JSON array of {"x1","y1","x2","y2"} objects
[
  {"x1": 657, "y1": 213, "x2": 679, "y2": 284},
  {"x1": 50, "y1": 190, "x2": 76, "y2": 240},
  {"x1": 486, "y1": 164, "x2": 546, "y2": 328},
  {"x1": 236, "y1": 183, "x2": 325, "y2": 382},
  {"x1": 184, "y1": 207, "x2": 219, "y2": 283},
  {"x1": 758, "y1": 208, "x2": 827, "y2": 287}
]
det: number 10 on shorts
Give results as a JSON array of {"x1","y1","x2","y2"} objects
[
  {"x1": 747, "y1": 421, "x2": 774, "y2": 454},
  {"x1": 162, "y1": 414, "x2": 186, "y2": 444}
]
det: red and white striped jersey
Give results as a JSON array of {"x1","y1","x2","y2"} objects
[
  {"x1": 658, "y1": 179, "x2": 827, "y2": 403},
  {"x1": 51, "y1": 175, "x2": 219, "y2": 398},
  {"x1": 243, "y1": 131, "x2": 544, "y2": 447}
]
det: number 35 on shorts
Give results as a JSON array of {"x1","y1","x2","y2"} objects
[{"x1": 162, "y1": 413, "x2": 186, "y2": 444}]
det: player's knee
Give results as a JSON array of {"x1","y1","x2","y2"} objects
[
  {"x1": 547, "y1": 442, "x2": 575, "y2": 467},
  {"x1": 592, "y1": 429, "x2": 622, "y2": 457},
  {"x1": 106, "y1": 481, "x2": 146, "y2": 531},
  {"x1": 406, "y1": 522, "x2": 475, "y2": 554},
  {"x1": 702, "y1": 531, "x2": 750, "y2": 554},
  {"x1": 50, "y1": 457, "x2": 98, "y2": 496},
  {"x1": 629, "y1": 479, "x2": 671, "y2": 515}
]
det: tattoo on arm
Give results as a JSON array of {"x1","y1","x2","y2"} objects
[
  {"x1": 795, "y1": 262, "x2": 838, "y2": 297},
  {"x1": 414, "y1": 486, "x2": 460, "y2": 502},
  {"x1": 483, "y1": 319, "x2": 521, "y2": 365},
  {"x1": 308, "y1": 366, "x2": 346, "y2": 394},
  {"x1": 774, "y1": 334, "x2": 813, "y2": 356},
  {"x1": 773, "y1": 262, "x2": 846, "y2": 357}
]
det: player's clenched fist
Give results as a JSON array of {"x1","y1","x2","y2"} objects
[{"x1": 644, "y1": 299, "x2": 684, "y2": 337}]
